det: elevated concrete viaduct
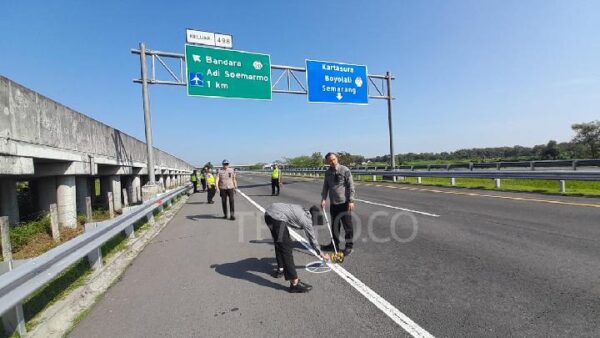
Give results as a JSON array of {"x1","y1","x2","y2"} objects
[{"x1": 0, "y1": 76, "x2": 194, "y2": 227}]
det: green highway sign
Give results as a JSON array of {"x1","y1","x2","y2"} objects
[{"x1": 185, "y1": 44, "x2": 272, "y2": 100}]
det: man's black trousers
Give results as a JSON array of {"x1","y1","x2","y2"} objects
[
  {"x1": 219, "y1": 188, "x2": 235, "y2": 217},
  {"x1": 200, "y1": 178, "x2": 207, "y2": 191},
  {"x1": 271, "y1": 178, "x2": 280, "y2": 195},
  {"x1": 264, "y1": 214, "x2": 297, "y2": 280},
  {"x1": 192, "y1": 181, "x2": 198, "y2": 193},
  {"x1": 330, "y1": 202, "x2": 353, "y2": 249}
]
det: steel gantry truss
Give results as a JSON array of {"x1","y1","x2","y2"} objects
[{"x1": 132, "y1": 43, "x2": 397, "y2": 180}]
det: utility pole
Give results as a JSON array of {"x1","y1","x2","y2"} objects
[
  {"x1": 386, "y1": 71, "x2": 395, "y2": 168},
  {"x1": 139, "y1": 42, "x2": 156, "y2": 184}
]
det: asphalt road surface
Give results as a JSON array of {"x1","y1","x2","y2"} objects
[{"x1": 70, "y1": 172, "x2": 600, "y2": 337}]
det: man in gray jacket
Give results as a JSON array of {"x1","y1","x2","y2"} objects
[
  {"x1": 320, "y1": 152, "x2": 356, "y2": 256},
  {"x1": 264, "y1": 203, "x2": 329, "y2": 293}
]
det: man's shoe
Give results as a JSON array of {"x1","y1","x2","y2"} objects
[
  {"x1": 271, "y1": 269, "x2": 284, "y2": 278},
  {"x1": 230, "y1": 216, "x2": 236, "y2": 221},
  {"x1": 343, "y1": 247, "x2": 353, "y2": 257},
  {"x1": 222, "y1": 215, "x2": 228, "y2": 219},
  {"x1": 289, "y1": 281, "x2": 312, "y2": 293},
  {"x1": 321, "y1": 243, "x2": 336, "y2": 252}
]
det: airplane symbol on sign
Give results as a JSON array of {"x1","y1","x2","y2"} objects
[{"x1": 188, "y1": 72, "x2": 204, "y2": 87}]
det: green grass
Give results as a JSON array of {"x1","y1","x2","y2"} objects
[
  {"x1": 133, "y1": 219, "x2": 150, "y2": 234},
  {"x1": 286, "y1": 172, "x2": 600, "y2": 196},
  {"x1": 22, "y1": 259, "x2": 92, "y2": 330},
  {"x1": 100, "y1": 233, "x2": 128, "y2": 263},
  {"x1": 3, "y1": 216, "x2": 51, "y2": 255},
  {"x1": 91, "y1": 208, "x2": 111, "y2": 221},
  {"x1": 392, "y1": 177, "x2": 600, "y2": 196}
]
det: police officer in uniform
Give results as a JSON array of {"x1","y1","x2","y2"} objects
[
  {"x1": 206, "y1": 170, "x2": 216, "y2": 204},
  {"x1": 191, "y1": 170, "x2": 198, "y2": 193},
  {"x1": 216, "y1": 160, "x2": 237, "y2": 220},
  {"x1": 271, "y1": 165, "x2": 282, "y2": 196},
  {"x1": 200, "y1": 169, "x2": 207, "y2": 192},
  {"x1": 320, "y1": 152, "x2": 356, "y2": 256}
]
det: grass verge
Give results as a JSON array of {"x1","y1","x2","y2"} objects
[
  {"x1": 287, "y1": 173, "x2": 600, "y2": 197},
  {"x1": 23, "y1": 258, "x2": 92, "y2": 331}
]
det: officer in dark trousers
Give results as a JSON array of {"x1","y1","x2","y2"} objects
[
  {"x1": 200, "y1": 169, "x2": 207, "y2": 192},
  {"x1": 271, "y1": 165, "x2": 282, "y2": 196},
  {"x1": 191, "y1": 170, "x2": 199, "y2": 193},
  {"x1": 206, "y1": 170, "x2": 216, "y2": 204},
  {"x1": 216, "y1": 160, "x2": 237, "y2": 220},
  {"x1": 320, "y1": 152, "x2": 356, "y2": 256}
]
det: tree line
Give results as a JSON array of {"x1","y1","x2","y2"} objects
[{"x1": 258, "y1": 121, "x2": 600, "y2": 168}]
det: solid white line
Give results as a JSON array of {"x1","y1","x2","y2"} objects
[
  {"x1": 236, "y1": 188, "x2": 435, "y2": 338},
  {"x1": 354, "y1": 198, "x2": 440, "y2": 218}
]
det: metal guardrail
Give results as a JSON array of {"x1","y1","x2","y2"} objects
[
  {"x1": 263, "y1": 159, "x2": 600, "y2": 181},
  {"x1": 280, "y1": 169, "x2": 600, "y2": 180},
  {"x1": 271, "y1": 159, "x2": 600, "y2": 173},
  {"x1": 254, "y1": 159, "x2": 600, "y2": 181},
  {"x1": 0, "y1": 184, "x2": 192, "y2": 320}
]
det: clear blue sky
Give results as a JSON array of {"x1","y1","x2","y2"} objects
[{"x1": 1, "y1": 0, "x2": 599, "y2": 166}]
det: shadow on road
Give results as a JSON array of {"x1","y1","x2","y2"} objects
[
  {"x1": 187, "y1": 214, "x2": 225, "y2": 221},
  {"x1": 249, "y1": 239, "x2": 306, "y2": 251},
  {"x1": 210, "y1": 257, "x2": 289, "y2": 291}
]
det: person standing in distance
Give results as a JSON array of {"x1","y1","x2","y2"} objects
[
  {"x1": 206, "y1": 169, "x2": 216, "y2": 204},
  {"x1": 191, "y1": 170, "x2": 199, "y2": 193},
  {"x1": 216, "y1": 159, "x2": 237, "y2": 220},
  {"x1": 200, "y1": 169, "x2": 207, "y2": 192},
  {"x1": 320, "y1": 152, "x2": 356, "y2": 256},
  {"x1": 271, "y1": 165, "x2": 282, "y2": 196}
]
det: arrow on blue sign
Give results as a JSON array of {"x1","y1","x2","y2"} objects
[{"x1": 306, "y1": 60, "x2": 369, "y2": 104}]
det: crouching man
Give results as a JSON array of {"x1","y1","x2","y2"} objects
[{"x1": 264, "y1": 203, "x2": 329, "y2": 293}]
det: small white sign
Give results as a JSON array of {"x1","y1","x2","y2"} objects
[
  {"x1": 186, "y1": 29, "x2": 233, "y2": 49},
  {"x1": 186, "y1": 29, "x2": 215, "y2": 46},
  {"x1": 215, "y1": 33, "x2": 233, "y2": 48}
]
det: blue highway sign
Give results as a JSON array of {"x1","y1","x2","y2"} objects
[{"x1": 306, "y1": 60, "x2": 368, "y2": 104}]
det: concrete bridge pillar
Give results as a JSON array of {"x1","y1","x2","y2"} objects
[
  {"x1": 157, "y1": 176, "x2": 164, "y2": 192},
  {"x1": 101, "y1": 176, "x2": 122, "y2": 211},
  {"x1": 57, "y1": 176, "x2": 77, "y2": 228},
  {"x1": 132, "y1": 175, "x2": 141, "y2": 203},
  {"x1": 165, "y1": 175, "x2": 171, "y2": 190},
  {"x1": 0, "y1": 179, "x2": 20, "y2": 225},
  {"x1": 37, "y1": 177, "x2": 57, "y2": 213},
  {"x1": 111, "y1": 176, "x2": 122, "y2": 211},
  {"x1": 123, "y1": 176, "x2": 132, "y2": 204},
  {"x1": 76, "y1": 176, "x2": 91, "y2": 216}
]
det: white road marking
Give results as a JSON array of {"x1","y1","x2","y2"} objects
[
  {"x1": 236, "y1": 188, "x2": 435, "y2": 338},
  {"x1": 354, "y1": 198, "x2": 440, "y2": 218}
]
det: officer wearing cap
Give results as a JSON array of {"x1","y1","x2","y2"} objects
[{"x1": 216, "y1": 159, "x2": 237, "y2": 220}]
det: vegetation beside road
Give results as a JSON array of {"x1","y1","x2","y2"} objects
[
  {"x1": 255, "y1": 120, "x2": 600, "y2": 169},
  {"x1": 353, "y1": 175, "x2": 600, "y2": 196}
]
